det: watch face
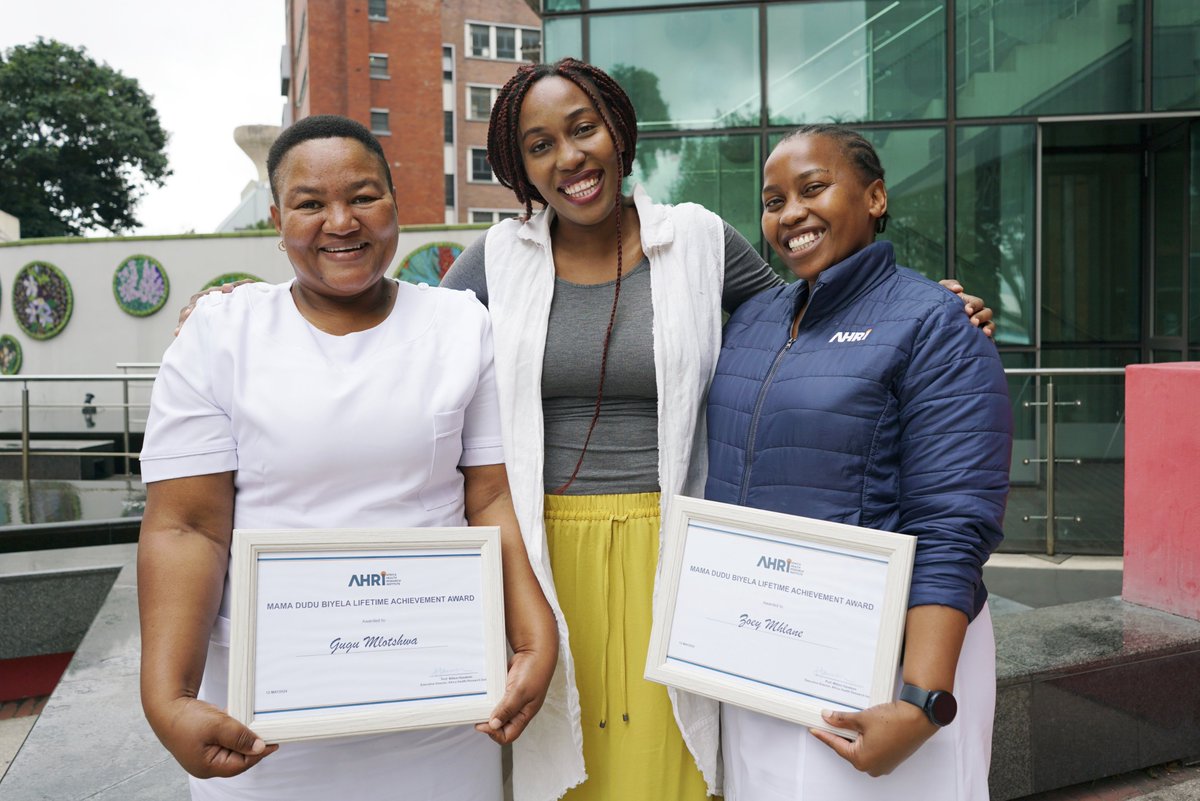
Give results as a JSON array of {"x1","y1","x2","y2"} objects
[{"x1": 929, "y1": 691, "x2": 958, "y2": 725}]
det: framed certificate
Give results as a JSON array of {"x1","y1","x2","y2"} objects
[
  {"x1": 227, "y1": 527, "x2": 507, "y2": 743},
  {"x1": 646, "y1": 497, "x2": 914, "y2": 738}
]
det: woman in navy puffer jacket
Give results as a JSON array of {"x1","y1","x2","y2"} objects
[{"x1": 705, "y1": 125, "x2": 1012, "y2": 801}]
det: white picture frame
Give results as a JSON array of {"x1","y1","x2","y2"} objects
[
  {"x1": 646, "y1": 496, "x2": 915, "y2": 738},
  {"x1": 227, "y1": 527, "x2": 506, "y2": 743}
]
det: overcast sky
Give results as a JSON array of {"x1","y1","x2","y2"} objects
[{"x1": 2, "y1": 1, "x2": 286, "y2": 235}]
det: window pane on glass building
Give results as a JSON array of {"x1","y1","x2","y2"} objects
[
  {"x1": 956, "y1": 124, "x2": 1034, "y2": 345},
  {"x1": 1041, "y1": 122, "x2": 1142, "y2": 345},
  {"x1": 955, "y1": 0, "x2": 1141, "y2": 117},
  {"x1": 767, "y1": 1, "x2": 946, "y2": 125},
  {"x1": 590, "y1": 7, "x2": 760, "y2": 131},
  {"x1": 544, "y1": 17, "x2": 582, "y2": 62},
  {"x1": 1153, "y1": 0, "x2": 1200, "y2": 110},
  {"x1": 628, "y1": 134, "x2": 761, "y2": 252},
  {"x1": 592, "y1": 0, "x2": 733, "y2": 7},
  {"x1": 864, "y1": 128, "x2": 946, "y2": 279},
  {"x1": 1191, "y1": 124, "x2": 1200, "y2": 358}
]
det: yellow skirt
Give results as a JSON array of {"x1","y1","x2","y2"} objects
[{"x1": 545, "y1": 492, "x2": 711, "y2": 801}]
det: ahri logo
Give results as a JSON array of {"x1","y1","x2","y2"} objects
[{"x1": 829, "y1": 328, "x2": 873, "y2": 343}]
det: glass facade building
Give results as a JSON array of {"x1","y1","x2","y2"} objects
[{"x1": 542, "y1": 0, "x2": 1200, "y2": 553}]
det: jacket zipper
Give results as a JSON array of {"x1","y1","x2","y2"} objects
[
  {"x1": 737, "y1": 333, "x2": 796, "y2": 505},
  {"x1": 737, "y1": 286, "x2": 817, "y2": 505}
]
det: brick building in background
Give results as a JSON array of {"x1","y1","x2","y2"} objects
[{"x1": 283, "y1": 0, "x2": 539, "y2": 225}]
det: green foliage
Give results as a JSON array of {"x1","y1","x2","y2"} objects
[
  {"x1": 607, "y1": 64, "x2": 678, "y2": 177},
  {"x1": 237, "y1": 218, "x2": 276, "y2": 231},
  {"x1": 0, "y1": 38, "x2": 171, "y2": 237}
]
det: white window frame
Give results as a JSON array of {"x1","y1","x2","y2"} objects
[
  {"x1": 369, "y1": 53, "x2": 389, "y2": 79},
  {"x1": 466, "y1": 84, "x2": 501, "y2": 122},
  {"x1": 370, "y1": 108, "x2": 391, "y2": 136},
  {"x1": 368, "y1": 0, "x2": 388, "y2": 20},
  {"x1": 464, "y1": 21, "x2": 541, "y2": 62},
  {"x1": 468, "y1": 147, "x2": 498, "y2": 183},
  {"x1": 468, "y1": 209, "x2": 522, "y2": 224}
]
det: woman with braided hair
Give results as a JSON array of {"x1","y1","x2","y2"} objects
[{"x1": 439, "y1": 59, "x2": 995, "y2": 801}]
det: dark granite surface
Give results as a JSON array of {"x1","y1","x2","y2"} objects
[
  {"x1": 0, "y1": 567, "x2": 119, "y2": 657},
  {"x1": 993, "y1": 597, "x2": 1200, "y2": 682},
  {"x1": 990, "y1": 597, "x2": 1200, "y2": 800},
  {"x1": 0, "y1": 545, "x2": 189, "y2": 801},
  {"x1": 991, "y1": 682, "x2": 1034, "y2": 800}
]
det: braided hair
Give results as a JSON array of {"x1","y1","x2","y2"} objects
[
  {"x1": 487, "y1": 59, "x2": 640, "y2": 494},
  {"x1": 781, "y1": 124, "x2": 890, "y2": 233},
  {"x1": 487, "y1": 58, "x2": 638, "y2": 219}
]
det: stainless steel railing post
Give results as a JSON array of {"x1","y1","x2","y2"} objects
[
  {"x1": 1044, "y1": 379, "x2": 1056, "y2": 555},
  {"x1": 21, "y1": 384, "x2": 31, "y2": 523},
  {"x1": 122, "y1": 379, "x2": 132, "y2": 476}
]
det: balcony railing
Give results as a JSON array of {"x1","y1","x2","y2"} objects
[{"x1": 1004, "y1": 367, "x2": 1126, "y2": 557}]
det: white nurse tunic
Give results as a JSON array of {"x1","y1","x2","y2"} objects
[{"x1": 140, "y1": 280, "x2": 506, "y2": 801}]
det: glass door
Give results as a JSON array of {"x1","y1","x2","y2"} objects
[{"x1": 1146, "y1": 120, "x2": 1193, "y2": 362}]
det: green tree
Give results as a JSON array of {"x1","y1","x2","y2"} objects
[{"x1": 0, "y1": 39, "x2": 171, "y2": 237}]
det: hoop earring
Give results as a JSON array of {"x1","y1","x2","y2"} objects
[
  {"x1": 875, "y1": 215, "x2": 888, "y2": 235},
  {"x1": 277, "y1": 240, "x2": 286, "y2": 252}
]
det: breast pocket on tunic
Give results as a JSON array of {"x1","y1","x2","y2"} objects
[{"x1": 420, "y1": 408, "x2": 466, "y2": 511}]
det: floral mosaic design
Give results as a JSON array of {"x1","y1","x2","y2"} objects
[
  {"x1": 202, "y1": 272, "x2": 263, "y2": 290},
  {"x1": 113, "y1": 254, "x2": 170, "y2": 316},
  {"x1": 0, "y1": 335, "x2": 22, "y2": 375},
  {"x1": 13, "y1": 261, "x2": 73, "y2": 340},
  {"x1": 393, "y1": 242, "x2": 463, "y2": 286}
]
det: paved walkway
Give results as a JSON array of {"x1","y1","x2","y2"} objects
[{"x1": 0, "y1": 696, "x2": 47, "y2": 779}]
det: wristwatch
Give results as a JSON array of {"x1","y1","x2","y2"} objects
[{"x1": 899, "y1": 683, "x2": 957, "y2": 726}]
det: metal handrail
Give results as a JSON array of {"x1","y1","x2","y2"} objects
[
  {"x1": 0, "y1": 373, "x2": 159, "y2": 518},
  {"x1": 0, "y1": 366, "x2": 1130, "y2": 553},
  {"x1": 1004, "y1": 367, "x2": 1125, "y2": 376},
  {"x1": 1004, "y1": 366, "x2": 1125, "y2": 555}
]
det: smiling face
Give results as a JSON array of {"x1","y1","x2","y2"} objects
[
  {"x1": 760, "y1": 134, "x2": 887, "y2": 285},
  {"x1": 517, "y1": 75, "x2": 624, "y2": 229},
  {"x1": 269, "y1": 136, "x2": 399, "y2": 301}
]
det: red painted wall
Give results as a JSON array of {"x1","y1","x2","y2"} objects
[{"x1": 1123, "y1": 363, "x2": 1200, "y2": 620}]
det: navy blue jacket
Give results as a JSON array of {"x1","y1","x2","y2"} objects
[{"x1": 705, "y1": 242, "x2": 1012, "y2": 620}]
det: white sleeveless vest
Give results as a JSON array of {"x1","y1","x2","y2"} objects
[{"x1": 486, "y1": 185, "x2": 727, "y2": 800}]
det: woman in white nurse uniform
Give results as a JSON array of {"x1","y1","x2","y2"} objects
[{"x1": 137, "y1": 115, "x2": 557, "y2": 801}]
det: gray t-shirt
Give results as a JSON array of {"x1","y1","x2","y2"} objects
[{"x1": 440, "y1": 221, "x2": 780, "y2": 494}]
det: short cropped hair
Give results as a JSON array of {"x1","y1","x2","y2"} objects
[
  {"x1": 780, "y1": 124, "x2": 890, "y2": 232},
  {"x1": 267, "y1": 114, "x2": 394, "y2": 202}
]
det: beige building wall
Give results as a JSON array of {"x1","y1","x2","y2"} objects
[{"x1": 0, "y1": 226, "x2": 486, "y2": 432}]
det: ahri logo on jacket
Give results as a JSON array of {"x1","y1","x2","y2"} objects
[{"x1": 828, "y1": 328, "x2": 873, "y2": 343}]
